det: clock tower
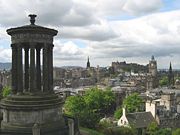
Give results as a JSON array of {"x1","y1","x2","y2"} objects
[{"x1": 148, "y1": 55, "x2": 157, "y2": 77}]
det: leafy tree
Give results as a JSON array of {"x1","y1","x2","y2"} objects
[
  {"x1": 114, "y1": 93, "x2": 143, "y2": 120},
  {"x1": 172, "y1": 128, "x2": 180, "y2": 135},
  {"x1": 64, "y1": 87, "x2": 115, "y2": 128},
  {"x1": 147, "y1": 122, "x2": 172, "y2": 135},
  {"x1": 114, "y1": 107, "x2": 122, "y2": 119},
  {"x1": 85, "y1": 87, "x2": 115, "y2": 115},
  {"x1": 64, "y1": 95, "x2": 86, "y2": 117},
  {"x1": 159, "y1": 76, "x2": 168, "y2": 86},
  {"x1": 146, "y1": 122, "x2": 158, "y2": 135},
  {"x1": 155, "y1": 128, "x2": 171, "y2": 135},
  {"x1": 2, "y1": 86, "x2": 11, "y2": 98},
  {"x1": 123, "y1": 93, "x2": 144, "y2": 113}
]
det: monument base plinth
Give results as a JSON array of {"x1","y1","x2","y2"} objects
[{"x1": 0, "y1": 93, "x2": 69, "y2": 135}]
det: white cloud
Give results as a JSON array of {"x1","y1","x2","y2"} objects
[
  {"x1": 0, "y1": 0, "x2": 180, "y2": 68},
  {"x1": 70, "y1": 10, "x2": 180, "y2": 68},
  {"x1": 53, "y1": 40, "x2": 85, "y2": 60},
  {"x1": 60, "y1": 19, "x2": 117, "y2": 41},
  {"x1": 94, "y1": 0, "x2": 163, "y2": 17},
  {"x1": 0, "y1": 0, "x2": 99, "y2": 27},
  {"x1": 0, "y1": 48, "x2": 11, "y2": 62},
  {"x1": 122, "y1": 0, "x2": 163, "y2": 15}
]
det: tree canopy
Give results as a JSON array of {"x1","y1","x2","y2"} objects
[
  {"x1": 159, "y1": 76, "x2": 168, "y2": 86},
  {"x1": 123, "y1": 93, "x2": 144, "y2": 113},
  {"x1": 64, "y1": 87, "x2": 115, "y2": 128},
  {"x1": 147, "y1": 122, "x2": 172, "y2": 135},
  {"x1": 172, "y1": 128, "x2": 180, "y2": 135},
  {"x1": 146, "y1": 122, "x2": 159, "y2": 135},
  {"x1": 114, "y1": 93, "x2": 144, "y2": 119}
]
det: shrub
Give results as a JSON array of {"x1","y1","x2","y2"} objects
[{"x1": 2, "y1": 86, "x2": 11, "y2": 97}]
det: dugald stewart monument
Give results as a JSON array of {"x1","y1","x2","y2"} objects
[{"x1": 0, "y1": 15, "x2": 69, "y2": 135}]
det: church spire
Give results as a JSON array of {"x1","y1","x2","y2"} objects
[
  {"x1": 87, "y1": 56, "x2": 90, "y2": 69},
  {"x1": 169, "y1": 62, "x2": 172, "y2": 72},
  {"x1": 168, "y1": 62, "x2": 174, "y2": 87},
  {"x1": 151, "y1": 55, "x2": 155, "y2": 61}
]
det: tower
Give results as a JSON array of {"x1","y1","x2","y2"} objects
[
  {"x1": 147, "y1": 56, "x2": 158, "y2": 89},
  {"x1": 148, "y1": 55, "x2": 157, "y2": 77},
  {"x1": 0, "y1": 15, "x2": 68, "y2": 135},
  {"x1": 87, "y1": 56, "x2": 90, "y2": 69},
  {"x1": 168, "y1": 62, "x2": 174, "y2": 87}
]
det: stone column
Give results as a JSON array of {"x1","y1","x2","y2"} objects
[
  {"x1": 24, "y1": 46, "x2": 29, "y2": 92},
  {"x1": 11, "y1": 44, "x2": 18, "y2": 94},
  {"x1": 32, "y1": 123, "x2": 40, "y2": 135},
  {"x1": 17, "y1": 46, "x2": 23, "y2": 94},
  {"x1": 30, "y1": 45, "x2": 36, "y2": 93},
  {"x1": 43, "y1": 44, "x2": 49, "y2": 92},
  {"x1": 36, "y1": 47, "x2": 41, "y2": 91},
  {"x1": 48, "y1": 45, "x2": 53, "y2": 93}
]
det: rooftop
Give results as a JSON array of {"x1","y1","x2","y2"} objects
[{"x1": 126, "y1": 112, "x2": 156, "y2": 128}]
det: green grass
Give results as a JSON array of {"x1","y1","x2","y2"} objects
[{"x1": 80, "y1": 127, "x2": 104, "y2": 135}]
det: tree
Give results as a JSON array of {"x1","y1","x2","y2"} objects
[
  {"x1": 123, "y1": 93, "x2": 144, "y2": 113},
  {"x1": 146, "y1": 122, "x2": 172, "y2": 135},
  {"x1": 172, "y1": 128, "x2": 180, "y2": 135},
  {"x1": 2, "y1": 86, "x2": 11, "y2": 98},
  {"x1": 114, "y1": 93, "x2": 143, "y2": 120},
  {"x1": 64, "y1": 95, "x2": 86, "y2": 117},
  {"x1": 159, "y1": 76, "x2": 168, "y2": 86},
  {"x1": 155, "y1": 128, "x2": 171, "y2": 135},
  {"x1": 146, "y1": 122, "x2": 158, "y2": 135},
  {"x1": 114, "y1": 107, "x2": 122, "y2": 119},
  {"x1": 64, "y1": 87, "x2": 115, "y2": 128}
]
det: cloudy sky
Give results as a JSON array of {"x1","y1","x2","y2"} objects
[{"x1": 0, "y1": 0, "x2": 180, "y2": 69}]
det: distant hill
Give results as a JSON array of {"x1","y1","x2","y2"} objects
[
  {"x1": 0, "y1": 63, "x2": 11, "y2": 70},
  {"x1": 59, "y1": 66, "x2": 83, "y2": 70},
  {"x1": 0, "y1": 64, "x2": 84, "y2": 71}
]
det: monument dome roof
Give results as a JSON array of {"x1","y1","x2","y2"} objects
[{"x1": 7, "y1": 14, "x2": 57, "y2": 36}]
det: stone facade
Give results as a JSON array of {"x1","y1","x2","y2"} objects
[
  {"x1": 145, "y1": 92, "x2": 180, "y2": 128},
  {"x1": 0, "y1": 70, "x2": 11, "y2": 88}
]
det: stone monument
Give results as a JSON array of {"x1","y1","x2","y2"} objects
[{"x1": 0, "y1": 15, "x2": 68, "y2": 135}]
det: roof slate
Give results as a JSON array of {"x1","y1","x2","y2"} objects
[{"x1": 126, "y1": 112, "x2": 156, "y2": 128}]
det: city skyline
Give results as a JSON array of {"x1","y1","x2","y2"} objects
[{"x1": 0, "y1": 0, "x2": 180, "y2": 69}]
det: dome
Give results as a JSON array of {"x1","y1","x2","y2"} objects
[{"x1": 175, "y1": 79, "x2": 180, "y2": 85}]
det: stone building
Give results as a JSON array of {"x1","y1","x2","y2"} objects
[
  {"x1": 118, "y1": 108, "x2": 156, "y2": 135},
  {"x1": 0, "y1": 70, "x2": 11, "y2": 87},
  {"x1": 65, "y1": 70, "x2": 72, "y2": 79},
  {"x1": 111, "y1": 61, "x2": 148, "y2": 73},
  {"x1": 146, "y1": 92, "x2": 180, "y2": 128},
  {"x1": 175, "y1": 79, "x2": 180, "y2": 89},
  {"x1": 0, "y1": 15, "x2": 69, "y2": 135},
  {"x1": 72, "y1": 69, "x2": 82, "y2": 78},
  {"x1": 53, "y1": 68, "x2": 66, "y2": 80},
  {"x1": 111, "y1": 87, "x2": 126, "y2": 108}
]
